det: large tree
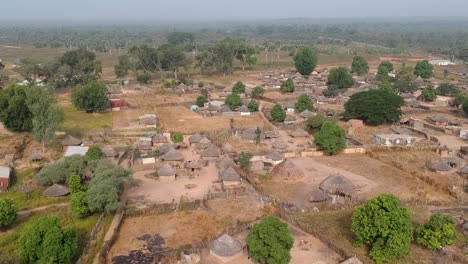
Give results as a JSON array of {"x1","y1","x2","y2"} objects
[
  {"x1": 0, "y1": 84, "x2": 33, "y2": 131},
  {"x1": 414, "y1": 60, "x2": 433, "y2": 79},
  {"x1": 0, "y1": 198, "x2": 17, "y2": 228},
  {"x1": 70, "y1": 191, "x2": 90, "y2": 219},
  {"x1": 270, "y1": 104, "x2": 286, "y2": 122},
  {"x1": 128, "y1": 45, "x2": 160, "y2": 74},
  {"x1": 352, "y1": 194, "x2": 413, "y2": 263},
  {"x1": 158, "y1": 44, "x2": 187, "y2": 79},
  {"x1": 247, "y1": 216, "x2": 294, "y2": 264},
  {"x1": 57, "y1": 48, "x2": 102, "y2": 85},
  {"x1": 295, "y1": 94, "x2": 314, "y2": 113},
  {"x1": 416, "y1": 213, "x2": 458, "y2": 250},
  {"x1": 232, "y1": 81, "x2": 246, "y2": 94},
  {"x1": 251, "y1": 86, "x2": 264, "y2": 99},
  {"x1": 314, "y1": 121, "x2": 346, "y2": 155},
  {"x1": 351, "y1": 56, "x2": 369, "y2": 75},
  {"x1": 71, "y1": 81, "x2": 110, "y2": 112},
  {"x1": 224, "y1": 93, "x2": 242, "y2": 110},
  {"x1": 26, "y1": 86, "x2": 64, "y2": 153},
  {"x1": 294, "y1": 46, "x2": 318, "y2": 76},
  {"x1": 114, "y1": 55, "x2": 132, "y2": 78},
  {"x1": 306, "y1": 114, "x2": 326, "y2": 133},
  {"x1": 280, "y1": 78, "x2": 295, "y2": 93},
  {"x1": 420, "y1": 86, "x2": 437, "y2": 102},
  {"x1": 327, "y1": 67, "x2": 354, "y2": 89},
  {"x1": 345, "y1": 89, "x2": 404, "y2": 125},
  {"x1": 394, "y1": 66, "x2": 417, "y2": 93},
  {"x1": 20, "y1": 217, "x2": 78, "y2": 264},
  {"x1": 0, "y1": 61, "x2": 8, "y2": 90},
  {"x1": 376, "y1": 61, "x2": 394, "y2": 82},
  {"x1": 437, "y1": 83, "x2": 459, "y2": 96},
  {"x1": 234, "y1": 40, "x2": 257, "y2": 71}
]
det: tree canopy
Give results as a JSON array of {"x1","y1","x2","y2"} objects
[
  {"x1": 247, "y1": 216, "x2": 294, "y2": 264},
  {"x1": 351, "y1": 56, "x2": 369, "y2": 75},
  {"x1": 247, "y1": 100, "x2": 259, "y2": 112},
  {"x1": 0, "y1": 84, "x2": 33, "y2": 131},
  {"x1": 36, "y1": 155, "x2": 97, "y2": 186},
  {"x1": 314, "y1": 121, "x2": 346, "y2": 155},
  {"x1": 294, "y1": 46, "x2": 318, "y2": 76},
  {"x1": 0, "y1": 198, "x2": 17, "y2": 228},
  {"x1": 420, "y1": 86, "x2": 437, "y2": 102},
  {"x1": 251, "y1": 86, "x2": 264, "y2": 99},
  {"x1": 71, "y1": 80, "x2": 110, "y2": 112},
  {"x1": 57, "y1": 48, "x2": 102, "y2": 85},
  {"x1": 416, "y1": 213, "x2": 458, "y2": 250},
  {"x1": 327, "y1": 67, "x2": 354, "y2": 89},
  {"x1": 344, "y1": 89, "x2": 404, "y2": 125},
  {"x1": 294, "y1": 94, "x2": 314, "y2": 113},
  {"x1": 414, "y1": 60, "x2": 434, "y2": 79},
  {"x1": 70, "y1": 191, "x2": 90, "y2": 219},
  {"x1": 306, "y1": 114, "x2": 326, "y2": 133},
  {"x1": 196, "y1": 96, "x2": 208, "y2": 107},
  {"x1": 232, "y1": 81, "x2": 246, "y2": 94},
  {"x1": 437, "y1": 83, "x2": 459, "y2": 96},
  {"x1": 86, "y1": 146, "x2": 104, "y2": 160},
  {"x1": 158, "y1": 43, "x2": 187, "y2": 79},
  {"x1": 225, "y1": 93, "x2": 242, "y2": 110},
  {"x1": 280, "y1": 78, "x2": 295, "y2": 93},
  {"x1": 270, "y1": 104, "x2": 286, "y2": 122},
  {"x1": 352, "y1": 194, "x2": 413, "y2": 263},
  {"x1": 394, "y1": 66, "x2": 417, "y2": 93}
]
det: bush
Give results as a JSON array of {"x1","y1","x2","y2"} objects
[
  {"x1": 247, "y1": 100, "x2": 259, "y2": 112},
  {"x1": 86, "y1": 146, "x2": 103, "y2": 160},
  {"x1": 0, "y1": 84, "x2": 33, "y2": 131},
  {"x1": 198, "y1": 81, "x2": 204, "y2": 88},
  {"x1": 36, "y1": 155, "x2": 96, "y2": 186},
  {"x1": 463, "y1": 99, "x2": 468, "y2": 116},
  {"x1": 68, "y1": 174, "x2": 85, "y2": 194},
  {"x1": 225, "y1": 93, "x2": 242, "y2": 110},
  {"x1": 0, "y1": 198, "x2": 17, "y2": 228},
  {"x1": 416, "y1": 213, "x2": 458, "y2": 250},
  {"x1": 280, "y1": 78, "x2": 295, "y2": 93},
  {"x1": 344, "y1": 89, "x2": 404, "y2": 125},
  {"x1": 136, "y1": 73, "x2": 151, "y2": 84},
  {"x1": 251, "y1": 86, "x2": 264, "y2": 99},
  {"x1": 247, "y1": 216, "x2": 294, "y2": 264},
  {"x1": 437, "y1": 83, "x2": 459, "y2": 96},
  {"x1": 20, "y1": 217, "x2": 78, "y2": 264},
  {"x1": 327, "y1": 67, "x2": 354, "y2": 89},
  {"x1": 352, "y1": 194, "x2": 413, "y2": 263},
  {"x1": 314, "y1": 121, "x2": 346, "y2": 155},
  {"x1": 420, "y1": 86, "x2": 437, "y2": 102},
  {"x1": 294, "y1": 94, "x2": 314, "y2": 113},
  {"x1": 294, "y1": 46, "x2": 318, "y2": 76},
  {"x1": 351, "y1": 56, "x2": 369, "y2": 75},
  {"x1": 270, "y1": 104, "x2": 286, "y2": 122},
  {"x1": 306, "y1": 114, "x2": 326, "y2": 132},
  {"x1": 171, "y1": 133, "x2": 184, "y2": 143},
  {"x1": 239, "y1": 152, "x2": 253, "y2": 171},
  {"x1": 71, "y1": 81, "x2": 110, "y2": 112},
  {"x1": 195, "y1": 96, "x2": 208, "y2": 107},
  {"x1": 232, "y1": 81, "x2": 246, "y2": 94},
  {"x1": 70, "y1": 191, "x2": 90, "y2": 219},
  {"x1": 414, "y1": 60, "x2": 433, "y2": 79},
  {"x1": 323, "y1": 85, "x2": 345, "y2": 97}
]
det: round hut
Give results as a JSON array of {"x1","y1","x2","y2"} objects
[
  {"x1": 30, "y1": 151, "x2": 43, "y2": 162},
  {"x1": 209, "y1": 234, "x2": 243, "y2": 263},
  {"x1": 220, "y1": 166, "x2": 241, "y2": 187},
  {"x1": 43, "y1": 184, "x2": 70, "y2": 197},
  {"x1": 201, "y1": 147, "x2": 221, "y2": 159},
  {"x1": 189, "y1": 134, "x2": 205, "y2": 144},
  {"x1": 185, "y1": 160, "x2": 202, "y2": 174},
  {"x1": 152, "y1": 133, "x2": 168, "y2": 144},
  {"x1": 271, "y1": 159, "x2": 304, "y2": 178},
  {"x1": 319, "y1": 174, "x2": 355, "y2": 197},
  {"x1": 61, "y1": 135, "x2": 82, "y2": 146},
  {"x1": 431, "y1": 160, "x2": 452, "y2": 172},
  {"x1": 102, "y1": 145, "x2": 117, "y2": 158},
  {"x1": 216, "y1": 156, "x2": 235, "y2": 172},
  {"x1": 157, "y1": 163, "x2": 176, "y2": 181},
  {"x1": 309, "y1": 190, "x2": 331, "y2": 203},
  {"x1": 272, "y1": 140, "x2": 289, "y2": 151},
  {"x1": 161, "y1": 148, "x2": 184, "y2": 163},
  {"x1": 158, "y1": 143, "x2": 173, "y2": 155},
  {"x1": 265, "y1": 151, "x2": 284, "y2": 165},
  {"x1": 290, "y1": 128, "x2": 309, "y2": 138}
]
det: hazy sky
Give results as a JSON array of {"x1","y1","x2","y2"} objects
[{"x1": 3, "y1": 0, "x2": 468, "y2": 21}]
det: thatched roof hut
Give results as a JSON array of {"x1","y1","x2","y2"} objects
[
  {"x1": 271, "y1": 159, "x2": 304, "y2": 178},
  {"x1": 158, "y1": 163, "x2": 176, "y2": 177},
  {"x1": 202, "y1": 147, "x2": 220, "y2": 158},
  {"x1": 340, "y1": 257, "x2": 363, "y2": 264},
  {"x1": 265, "y1": 151, "x2": 284, "y2": 162},
  {"x1": 30, "y1": 151, "x2": 43, "y2": 162},
  {"x1": 161, "y1": 148, "x2": 184, "y2": 161},
  {"x1": 272, "y1": 140, "x2": 289, "y2": 150},
  {"x1": 264, "y1": 130, "x2": 280, "y2": 139},
  {"x1": 185, "y1": 160, "x2": 202, "y2": 169},
  {"x1": 43, "y1": 184, "x2": 70, "y2": 197},
  {"x1": 152, "y1": 133, "x2": 168, "y2": 144},
  {"x1": 457, "y1": 166, "x2": 468, "y2": 176},
  {"x1": 209, "y1": 234, "x2": 243, "y2": 259},
  {"x1": 220, "y1": 166, "x2": 240, "y2": 182},
  {"x1": 290, "y1": 128, "x2": 308, "y2": 138},
  {"x1": 102, "y1": 145, "x2": 117, "y2": 158},
  {"x1": 309, "y1": 190, "x2": 331, "y2": 203},
  {"x1": 216, "y1": 156, "x2": 235, "y2": 172},
  {"x1": 189, "y1": 134, "x2": 205, "y2": 144},
  {"x1": 299, "y1": 110, "x2": 314, "y2": 119},
  {"x1": 319, "y1": 174, "x2": 355, "y2": 197},
  {"x1": 61, "y1": 135, "x2": 82, "y2": 146},
  {"x1": 137, "y1": 137, "x2": 153, "y2": 150},
  {"x1": 158, "y1": 143, "x2": 173, "y2": 155},
  {"x1": 431, "y1": 160, "x2": 452, "y2": 172},
  {"x1": 222, "y1": 143, "x2": 235, "y2": 154}
]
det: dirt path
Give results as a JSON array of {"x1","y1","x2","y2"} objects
[{"x1": 18, "y1": 202, "x2": 68, "y2": 219}]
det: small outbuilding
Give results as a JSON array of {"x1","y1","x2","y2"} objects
[
  {"x1": 189, "y1": 134, "x2": 205, "y2": 144},
  {"x1": 271, "y1": 159, "x2": 304, "y2": 178},
  {"x1": 30, "y1": 151, "x2": 43, "y2": 162},
  {"x1": 137, "y1": 137, "x2": 153, "y2": 150},
  {"x1": 0, "y1": 167, "x2": 11, "y2": 191},
  {"x1": 309, "y1": 190, "x2": 331, "y2": 203},
  {"x1": 220, "y1": 167, "x2": 241, "y2": 187},
  {"x1": 272, "y1": 140, "x2": 289, "y2": 151},
  {"x1": 157, "y1": 163, "x2": 176, "y2": 181},
  {"x1": 209, "y1": 234, "x2": 243, "y2": 263},
  {"x1": 158, "y1": 144, "x2": 173, "y2": 155},
  {"x1": 319, "y1": 174, "x2": 355, "y2": 197},
  {"x1": 290, "y1": 128, "x2": 309, "y2": 138},
  {"x1": 161, "y1": 148, "x2": 184, "y2": 162},
  {"x1": 43, "y1": 184, "x2": 70, "y2": 197},
  {"x1": 152, "y1": 133, "x2": 168, "y2": 144},
  {"x1": 61, "y1": 135, "x2": 82, "y2": 146}
]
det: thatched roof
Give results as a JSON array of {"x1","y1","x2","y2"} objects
[
  {"x1": 216, "y1": 156, "x2": 235, "y2": 172},
  {"x1": 264, "y1": 130, "x2": 280, "y2": 139},
  {"x1": 457, "y1": 166, "x2": 468, "y2": 175},
  {"x1": 300, "y1": 110, "x2": 314, "y2": 118},
  {"x1": 137, "y1": 137, "x2": 153, "y2": 150},
  {"x1": 271, "y1": 159, "x2": 304, "y2": 178},
  {"x1": 290, "y1": 128, "x2": 308, "y2": 138},
  {"x1": 340, "y1": 257, "x2": 363, "y2": 264},
  {"x1": 319, "y1": 174, "x2": 355, "y2": 197},
  {"x1": 265, "y1": 151, "x2": 284, "y2": 161},
  {"x1": 199, "y1": 138, "x2": 211, "y2": 144},
  {"x1": 238, "y1": 105, "x2": 249, "y2": 113},
  {"x1": 189, "y1": 134, "x2": 205, "y2": 144},
  {"x1": 152, "y1": 133, "x2": 168, "y2": 144},
  {"x1": 441, "y1": 156, "x2": 464, "y2": 167},
  {"x1": 161, "y1": 148, "x2": 184, "y2": 161},
  {"x1": 222, "y1": 143, "x2": 235, "y2": 153},
  {"x1": 201, "y1": 147, "x2": 220, "y2": 158},
  {"x1": 431, "y1": 161, "x2": 452, "y2": 172},
  {"x1": 209, "y1": 234, "x2": 243, "y2": 257},
  {"x1": 158, "y1": 163, "x2": 176, "y2": 176},
  {"x1": 309, "y1": 190, "x2": 331, "y2": 202},
  {"x1": 158, "y1": 143, "x2": 173, "y2": 155},
  {"x1": 61, "y1": 135, "x2": 82, "y2": 146},
  {"x1": 43, "y1": 184, "x2": 70, "y2": 197},
  {"x1": 102, "y1": 145, "x2": 117, "y2": 158},
  {"x1": 30, "y1": 151, "x2": 43, "y2": 161},
  {"x1": 272, "y1": 140, "x2": 289, "y2": 150},
  {"x1": 220, "y1": 166, "x2": 240, "y2": 182},
  {"x1": 185, "y1": 160, "x2": 202, "y2": 169}
]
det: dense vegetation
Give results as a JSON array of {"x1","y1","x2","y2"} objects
[
  {"x1": 416, "y1": 214, "x2": 458, "y2": 250},
  {"x1": 314, "y1": 121, "x2": 346, "y2": 155}
]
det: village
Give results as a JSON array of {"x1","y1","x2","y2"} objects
[{"x1": 0, "y1": 9, "x2": 468, "y2": 264}]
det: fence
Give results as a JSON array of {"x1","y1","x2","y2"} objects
[
  {"x1": 98, "y1": 208, "x2": 125, "y2": 263},
  {"x1": 76, "y1": 212, "x2": 106, "y2": 264}
]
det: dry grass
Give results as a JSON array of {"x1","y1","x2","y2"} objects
[{"x1": 155, "y1": 106, "x2": 269, "y2": 134}]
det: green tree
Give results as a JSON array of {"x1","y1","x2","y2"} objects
[
  {"x1": 420, "y1": 86, "x2": 437, "y2": 102},
  {"x1": 453, "y1": 91, "x2": 468, "y2": 107},
  {"x1": 0, "y1": 84, "x2": 33, "y2": 131},
  {"x1": 127, "y1": 45, "x2": 160, "y2": 74},
  {"x1": 26, "y1": 86, "x2": 64, "y2": 154},
  {"x1": 437, "y1": 83, "x2": 459, "y2": 96},
  {"x1": 378, "y1": 81, "x2": 394, "y2": 93},
  {"x1": 394, "y1": 66, "x2": 417, "y2": 93},
  {"x1": 327, "y1": 67, "x2": 354, "y2": 89},
  {"x1": 232, "y1": 81, "x2": 246, "y2": 94},
  {"x1": 280, "y1": 78, "x2": 295, "y2": 93},
  {"x1": 57, "y1": 48, "x2": 102, "y2": 85},
  {"x1": 196, "y1": 96, "x2": 208, "y2": 107},
  {"x1": 270, "y1": 104, "x2": 286, "y2": 122},
  {"x1": 251, "y1": 86, "x2": 264, "y2": 99},
  {"x1": 314, "y1": 121, "x2": 346, "y2": 155},
  {"x1": 323, "y1": 85, "x2": 344, "y2": 97},
  {"x1": 378, "y1": 61, "x2": 394, "y2": 72},
  {"x1": 167, "y1": 32, "x2": 195, "y2": 51},
  {"x1": 351, "y1": 56, "x2": 369, "y2": 75},
  {"x1": 0, "y1": 198, "x2": 17, "y2": 228},
  {"x1": 247, "y1": 100, "x2": 259, "y2": 112},
  {"x1": 416, "y1": 213, "x2": 458, "y2": 250},
  {"x1": 36, "y1": 155, "x2": 97, "y2": 186},
  {"x1": 158, "y1": 44, "x2": 187, "y2": 79},
  {"x1": 247, "y1": 216, "x2": 294, "y2": 264},
  {"x1": 234, "y1": 40, "x2": 257, "y2": 71},
  {"x1": 345, "y1": 89, "x2": 404, "y2": 125},
  {"x1": 414, "y1": 60, "x2": 433, "y2": 79},
  {"x1": 86, "y1": 146, "x2": 104, "y2": 160},
  {"x1": 352, "y1": 194, "x2": 413, "y2": 263},
  {"x1": 70, "y1": 191, "x2": 90, "y2": 219},
  {"x1": 295, "y1": 94, "x2": 314, "y2": 113},
  {"x1": 71, "y1": 81, "x2": 110, "y2": 112},
  {"x1": 306, "y1": 114, "x2": 326, "y2": 133},
  {"x1": 0, "y1": 61, "x2": 8, "y2": 90},
  {"x1": 294, "y1": 46, "x2": 318, "y2": 76},
  {"x1": 201, "y1": 88, "x2": 209, "y2": 98},
  {"x1": 171, "y1": 133, "x2": 184, "y2": 143},
  {"x1": 225, "y1": 93, "x2": 242, "y2": 110},
  {"x1": 114, "y1": 55, "x2": 132, "y2": 78},
  {"x1": 68, "y1": 175, "x2": 85, "y2": 194},
  {"x1": 239, "y1": 151, "x2": 253, "y2": 171},
  {"x1": 20, "y1": 217, "x2": 78, "y2": 264},
  {"x1": 230, "y1": 118, "x2": 235, "y2": 129},
  {"x1": 136, "y1": 73, "x2": 151, "y2": 84}
]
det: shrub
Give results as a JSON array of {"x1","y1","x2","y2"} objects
[
  {"x1": 225, "y1": 93, "x2": 242, "y2": 110},
  {"x1": 70, "y1": 191, "x2": 90, "y2": 219},
  {"x1": 306, "y1": 114, "x2": 326, "y2": 132},
  {"x1": 270, "y1": 104, "x2": 286, "y2": 122},
  {"x1": 280, "y1": 78, "x2": 295, "y2": 93},
  {"x1": 414, "y1": 60, "x2": 433, "y2": 79},
  {"x1": 327, "y1": 67, "x2": 354, "y2": 89},
  {"x1": 0, "y1": 198, "x2": 17, "y2": 228},
  {"x1": 198, "y1": 81, "x2": 204, "y2": 88},
  {"x1": 251, "y1": 86, "x2": 264, "y2": 99},
  {"x1": 171, "y1": 133, "x2": 184, "y2": 143},
  {"x1": 247, "y1": 100, "x2": 259, "y2": 112},
  {"x1": 86, "y1": 146, "x2": 103, "y2": 160},
  {"x1": 416, "y1": 213, "x2": 458, "y2": 250},
  {"x1": 71, "y1": 81, "x2": 110, "y2": 112},
  {"x1": 351, "y1": 56, "x2": 369, "y2": 75},
  {"x1": 232, "y1": 81, "x2": 246, "y2": 94},
  {"x1": 294, "y1": 46, "x2": 318, "y2": 76},
  {"x1": 68, "y1": 174, "x2": 85, "y2": 194},
  {"x1": 314, "y1": 121, "x2": 346, "y2": 155},
  {"x1": 239, "y1": 152, "x2": 253, "y2": 171},
  {"x1": 437, "y1": 83, "x2": 459, "y2": 96},
  {"x1": 294, "y1": 94, "x2": 314, "y2": 113},
  {"x1": 136, "y1": 73, "x2": 151, "y2": 84},
  {"x1": 195, "y1": 96, "x2": 208, "y2": 107},
  {"x1": 420, "y1": 86, "x2": 437, "y2": 102}
]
